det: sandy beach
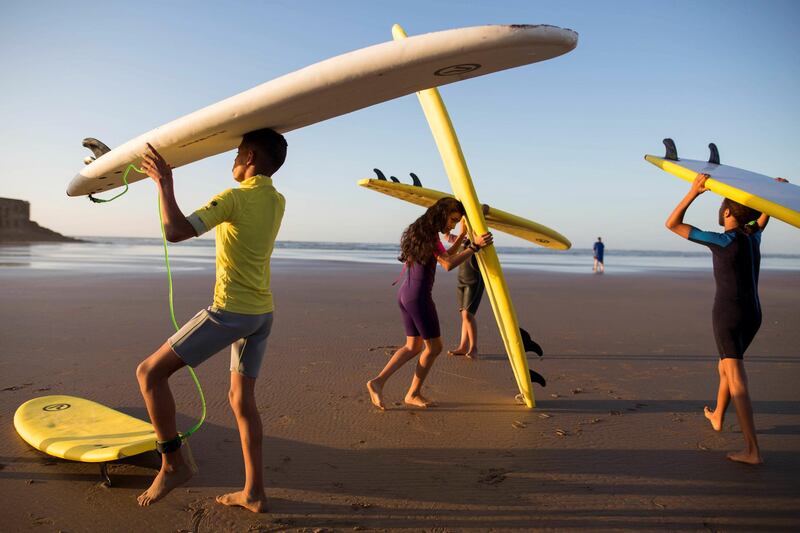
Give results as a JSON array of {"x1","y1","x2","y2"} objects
[{"x1": 1, "y1": 261, "x2": 799, "y2": 531}]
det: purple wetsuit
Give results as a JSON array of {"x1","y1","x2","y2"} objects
[{"x1": 398, "y1": 241, "x2": 445, "y2": 339}]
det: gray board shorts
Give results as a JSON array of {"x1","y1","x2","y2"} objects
[{"x1": 169, "y1": 306, "x2": 273, "y2": 379}]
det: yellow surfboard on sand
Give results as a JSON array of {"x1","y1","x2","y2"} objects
[
  {"x1": 358, "y1": 177, "x2": 571, "y2": 250},
  {"x1": 14, "y1": 395, "x2": 156, "y2": 462},
  {"x1": 393, "y1": 24, "x2": 552, "y2": 407}
]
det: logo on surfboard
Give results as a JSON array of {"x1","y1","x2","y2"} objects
[
  {"x1": 43, "y1": 403, "x2": 71, "y2": 411},
  {"x1": 435, "y1": 64, "x2": 481, "y2": 76}
]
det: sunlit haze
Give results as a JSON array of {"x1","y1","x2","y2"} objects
[{"x1": 1, "y1": 0, "x2": 798, "y2": 253}]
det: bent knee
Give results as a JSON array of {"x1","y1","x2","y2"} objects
[
  {"x1": 136, "y1": 360, "x2": 153, "y2": 388},
  {"x1": 228, "y1": 387, "x2": 240, "y2": 407},
  {"x1": 406, "y1": 339, "x2": 425, "y2": 354},
  {"x1": 426, "y1": 339, "x2": 443, "y2": 357},
  {"x1": 228, "y1": 388, "x2": 255, "y2": 414},
  {"x1": 728, "y1": 378, "x2": 749, "y2": 397}
]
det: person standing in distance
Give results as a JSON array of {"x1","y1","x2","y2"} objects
[{"x1": 593, "y1": 237, "x2": 605, "y2": 274}]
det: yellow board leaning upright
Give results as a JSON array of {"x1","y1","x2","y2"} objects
[{"x1": 393, "y1": 24, "x2": 543, "y2": 407}]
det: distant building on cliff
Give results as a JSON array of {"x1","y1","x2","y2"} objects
[{"x1": 0, "y1": 197, "x2": 81, "y2": 242}]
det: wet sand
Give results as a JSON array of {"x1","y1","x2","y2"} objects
[{"x1": 1, "y1": 262, "x2": 799, "y2": 531}]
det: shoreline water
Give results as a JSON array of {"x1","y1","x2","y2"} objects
[{"x1": 2, "y1": 237, "x2": 799, "y2": 276}]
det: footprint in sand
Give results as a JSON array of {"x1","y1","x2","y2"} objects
[
  {"x1": 478, "y1": 468, "x2": 509, "y2": 485},
  {"x1": 30, "y1": 516, "x2": 54, "y2": 526},
  {"x1": 350, "y1": 502, "x2": 372, "y2": 511},
  {"x1": 367, "y1": 345, "x2": 398, "y2": 353}
]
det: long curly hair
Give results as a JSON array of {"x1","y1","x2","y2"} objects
[
  {"x1": 719, "y1": 198, "x2": 762, "y2": 235},
  {"x1": 399, "y1": 197, "x2": 465, "y2": 265}
]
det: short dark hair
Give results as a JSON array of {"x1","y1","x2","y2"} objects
[
  {"x1": 720, "y1": 198, "x2": 761, "y2": 235},
  {"x1": 241, "y1": 128, "x2": 287, "y2": 173}
]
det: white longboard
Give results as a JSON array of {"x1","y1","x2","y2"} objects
[{"x1": 68, "y1": 24, "x2": 577, "y2": 197}]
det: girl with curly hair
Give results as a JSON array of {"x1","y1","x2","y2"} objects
[{"x1": 367, "y1": 197, "x2": 493, "y2": 409}]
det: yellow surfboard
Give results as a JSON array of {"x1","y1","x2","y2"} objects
[
  {"x1": 645, "y1": 139, "x2": 800, "y2": 229},
  {"x1": 14, "y1": 395, "x2": 156, "y2": 462},
  {"x1": 358, "y1": 177, "x2": 571, "y2": 249},
  {"x1": 393, "y1": 24, "x2": 570, "y2": 407}
]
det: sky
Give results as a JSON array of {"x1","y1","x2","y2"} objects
[{"x1": 1, "y1": 0, "x2": 798, "y2": 253}]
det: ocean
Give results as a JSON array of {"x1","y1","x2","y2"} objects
[{"x1": 1, "y1": 237, "x2": 799, "y2": 276}]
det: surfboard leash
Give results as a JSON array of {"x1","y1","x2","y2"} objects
[
  {"x1": 155, "y1": 196, "x2": 207, "y2": 441},
  {"x1": 86, "y1": 163, "x2": 136, "y2": 204},
  {"x1": 87, "y1": 163, "x2": 207, "y2": 441}
]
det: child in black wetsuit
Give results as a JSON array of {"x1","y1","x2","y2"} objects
[
  {"x1": 446, "y1": 203, "x2": 490, "y2": 359},
  {"x1": 666, "y1": 173, "x2": 787, "y2": 465}
]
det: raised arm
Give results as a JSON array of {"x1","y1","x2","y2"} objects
[
  {"x1": 757, "y1": 177, "x2": 790, "y2": 231},
  {"x1": 445, "y1": 218, "x2": 469, "y2": 256},
  {"x1": 665, "y1": 173, "x2": 709, "y2": 239},
  {"x1": 437, "y1": 232, "x2": 493, "y2": 271},
  {"x1": 141, "y1": 143, "x2": 197, "y2": 243}
]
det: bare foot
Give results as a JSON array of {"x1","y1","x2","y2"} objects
[
  {"x1": 404, "y1": 394, "x2": 435, "y2": 408},
  {"x1": 137, "y1": 463, "x2": 193, "y2": 506},
  {"x1": 465, "y1": 349, "x2": 478, "y2": 359},
  {"x1": 447, "y1": 347, "x2": 468, "y2": 356},
  {"x1": 726, "y1": 450, "x2": 763, "y2": 465},
  {"x1": 703, "y1": 406, "x2": 723, "y2": 431},
  {"x1": 216, "y1": 490, "x2": 269, "y2": 513},
  {"x1": 366, "y1": 379, "x2": 385, "y2": 410}
]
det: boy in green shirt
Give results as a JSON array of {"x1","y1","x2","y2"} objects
[{"x1": 135, "y1": 128, "x2": 286, "y2": 513}]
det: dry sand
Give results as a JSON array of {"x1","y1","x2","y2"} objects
[{"x1": 1, "y1": 261, "x2": 798, "y2": 532}]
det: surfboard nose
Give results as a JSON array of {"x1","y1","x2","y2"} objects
[{"x1": 66, "y1": 173, "x2": 85, "y2": 197}]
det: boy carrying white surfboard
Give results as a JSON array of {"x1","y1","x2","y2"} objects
[{"x1": 135, "y1": 129, "x2": 286, "y2": 512}]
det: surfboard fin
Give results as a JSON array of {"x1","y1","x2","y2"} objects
[
  {"x1": 82, "y1": 138, "x2": 111, "y2": 164},
  {"x1": 529, "y1": 369, "x2": 547, "y2": 387},
  {"x1": 373, "y1": 168, "x2": 387, "y2": 181},
  {"x1": 390, "y1": 175, "x2": 400, "y2": 183},
  {"x1": 520, "y1": 327, "x2": 543, "y2": 357},
  {"x1": 410, "y1": 172, "x2": 422, "y2": 187},
  {"x1": 708, "y1": 143, "x2": 720, "y2": 165},
  {"x1": 99, "y1": 463, "x2": 112, "y2": 487},
  {"x1": 662, "y1": 138, "x2": 678, "y2": 161}
]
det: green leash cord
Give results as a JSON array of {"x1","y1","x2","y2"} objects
[{"x1": 89, "y1": 164, "x2": 207, "y2": 440}]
